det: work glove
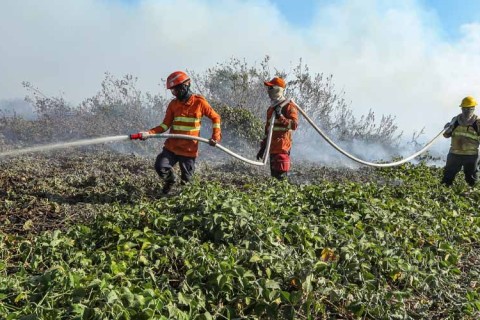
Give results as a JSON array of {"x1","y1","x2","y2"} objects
[
  {"x1": 130, "y1": 131, "x2": 151, "y2": 140},
  {"x1": 443, "y1": 118, "x2": 457, "y2": 134},
  {"x1": 444, "y1": 122, "x2": 453, "y2": 131},
  {"x1": 274, "y1": 105, "x2": 283, "y2": 119},
  {"x1": 256, "y1": 145, "x2": 266, "y2": 161},
  {"x1": 208, "y1": 138, "x2": 217, "y2": 146},
  {"x1": 445, "y1": 117, "x2": 457, "y2": 128},
  {"x1": 443, "y1": 121, "x2": 456, "y2": 137}
]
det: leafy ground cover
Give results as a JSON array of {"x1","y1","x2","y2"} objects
[{"x1": 1, "y1": 150, "x2": 480, "y2": 319}]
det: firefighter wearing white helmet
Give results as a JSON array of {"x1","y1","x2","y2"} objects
[{"x1": 442, "y1": 96, "x2": 480, "y2": 187}]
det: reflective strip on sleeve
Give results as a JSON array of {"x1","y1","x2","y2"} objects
[
  {"x1": 273, "y1": 127, "x2": 290, "y2": 131},
  {"x1": 160, "y1": 123, "x2": 169, "y2": 131},
  {"x1": 212, "y1": 123, "x2": 221, "y2": 129}
]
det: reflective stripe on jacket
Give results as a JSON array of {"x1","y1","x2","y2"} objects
[
  {"x1": 450, "y1": 123, "x2": 480, "y2": 155},
  {"x1": 148, "y1": 94, "x2": 221, "y2": 157},
  {"x1": 263, "y1": 99, "x2": 298, "y2": 154}
]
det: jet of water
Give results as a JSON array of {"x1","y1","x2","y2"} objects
[{"x1": 0, "y1": 135, "x2": 130, "y2": 158}]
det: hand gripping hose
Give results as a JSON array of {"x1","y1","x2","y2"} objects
[
  {"x1": 292, "y1": 100, "x2": 447, "y2": 167},
  {"x1": 146, "y1": 114, "x2": 276, "y2": 166}
]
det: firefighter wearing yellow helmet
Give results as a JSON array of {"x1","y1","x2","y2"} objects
[{"x1": 442, "y1": 96, "x2": 479, "y2": 187}]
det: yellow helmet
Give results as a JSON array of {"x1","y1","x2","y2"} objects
[{"x1": 460, "y1": 96, "x2": 477, "y2": 108}]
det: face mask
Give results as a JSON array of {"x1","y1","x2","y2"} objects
[
  {"x1": 267, "y1": 86, "x2": 285, "y2": 101},
  {"x1": 462, "y1": 107, "x2": 475, "y2": 119},
  {"x1": 171, "y1": 83, "x2": 191, "y2": 101}
]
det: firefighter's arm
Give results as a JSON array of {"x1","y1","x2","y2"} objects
[
  {"x1": 257, "y1": 135, "x2": 267, "y2": 160},
  {"x1": 203, "y1": 102, "x2": 222, "y2": 143},
  {"x1": 148, "y1": 104, "x2": 173, "y2": 134},
  {"x1": 443, "y1": 116, "x2": 457, "y2": 138},
  {"x1": 276, "y1": 103, "x2": 298, "y2": 130}
]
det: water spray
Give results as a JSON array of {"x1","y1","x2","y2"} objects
[{"x1": 0, "y1": 135, "x2": 130, "y2": 158}]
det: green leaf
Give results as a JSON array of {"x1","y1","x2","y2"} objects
[
  {"x1": 265, "y1": 280, "x2": 280, "y2": 289},
  {"x1": 280, "y1": 291, "x2": 291, "y2": 302},
  {"x1": 14, "y1": 292, "x2": 27, "y2": 303},
  {"x1": 249, "y1": 254, "x2": 262, "y2": 263},
  {"x1": 107, "y1": 290, "x2": 119, "y2": 304},
  {"x1": 178, "y1": 292, "x2": 190, "y2": 305},
  {"x1": 72, "y1": 303, "x2": 86, "y2": 316},
  {"x1": 217, "y1": 275, "x2": 227, "y2": 289}
]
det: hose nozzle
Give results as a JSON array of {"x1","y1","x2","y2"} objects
[{"x1": 129, "y1": 133, "x2": 143, "y2": 140}]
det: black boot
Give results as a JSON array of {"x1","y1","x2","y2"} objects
[
  {"x1": 161, "y1": 169, "x2": 176, "y2": 195},
  {"x1": 162, "y1": 180, "x2": 175, "y2": 195}
]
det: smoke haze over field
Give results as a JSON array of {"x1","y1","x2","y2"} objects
[
  {"x1": 0, "y1": 99, "x2": 36, "y2": 120},
  {"x1": 1, "y1": 0, "x2": 480, "y2": 151}
]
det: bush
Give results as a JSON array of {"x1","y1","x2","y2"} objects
[
  {"x1": 209, "y1": 101, "x2": 263, "y2": 147},
  {"x1": 1, "y1": 57, "x2": 403, "y2": 157},
  {"x1": 193, "y1": 56, "x2": 402, "y2": 145}
]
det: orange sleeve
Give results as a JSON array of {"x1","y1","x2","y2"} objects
[
  {"x1": 276, "y1": 102, "x2": 298, "y2": 129},
  {"x1": 202, "y1": 100, "x2": 222, "y2": 142},
  {"x1": 148, "y1": 102, "x2": 174, "y2": 134},
  {"x1": 286, "y1": 102, "x2": 299, "y2": 130}
]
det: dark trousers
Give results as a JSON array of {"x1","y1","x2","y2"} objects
[
  {"x1": 155, "y1": 148, "x2": 196, "y2": 183},
  {"x1": 442, "y1": 153, "x2": 479, "y2": 187}
]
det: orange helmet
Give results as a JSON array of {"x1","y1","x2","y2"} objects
[
  {"x1": 166, "y1": 71, "x2": 190, "y2": 89},
  {"x1": 264, "y1": 77, "x2": 286, "y2": 88}
]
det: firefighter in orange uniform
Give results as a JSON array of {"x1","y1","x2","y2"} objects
[
  {"x1": 256, "y1": 77, "x2": 298, "y2": 180},
  {"x1": 132, "y1": 71, "x2": 221, "y2": 194}
]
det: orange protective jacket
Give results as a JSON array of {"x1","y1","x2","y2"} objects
[
  {"x1": 148, "y1": 94, "x2": 221, "y2": 158},
  {"x1": 262, "y1": 99, "x2": 298, "y2": 154}
]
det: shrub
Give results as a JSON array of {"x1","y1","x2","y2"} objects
[{"x1": 1, "y1": 57, "x2": 403, "y2": 156}]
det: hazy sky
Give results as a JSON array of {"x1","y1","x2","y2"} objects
[{"x1": 2, "y1": 0, "x2": 480, "y2": 139}]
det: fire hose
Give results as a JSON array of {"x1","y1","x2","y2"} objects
[
  {"x1": 130, "y1": 100, "x2": 446, "y2": 168},
  {"x1": 293, "y1": 101, "x2": 447, "y2": 167},
  {"x1": 0, "y1": 102, "x2": 446, "y2": 167},
  {"x1": 131, "y1": 114, "x2": 276, "y2": 166}
]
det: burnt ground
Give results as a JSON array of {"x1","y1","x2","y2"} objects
[{"x1": 0, "y1": 149, "x2": 381, "y2": 236}]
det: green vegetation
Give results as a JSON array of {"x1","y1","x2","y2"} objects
[
  {"x1": 1, "y1": 151, "x2": 479, "y2": 319},
  {"x1": 0, "y1": 57, "x2": 472, "y2": 319}
]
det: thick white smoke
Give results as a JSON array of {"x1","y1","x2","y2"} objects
[{"x1": 2, "y1": 0, "x2": 480, "y2": 163}]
